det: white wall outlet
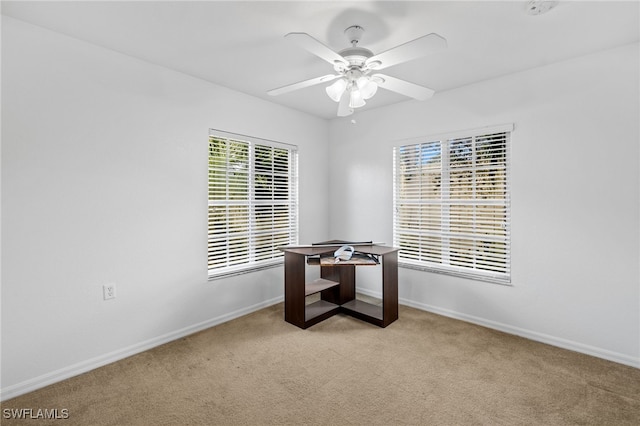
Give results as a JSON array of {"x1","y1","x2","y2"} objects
[{"x1": 103, "y1": 283, "x2": 116, "y2": 300}]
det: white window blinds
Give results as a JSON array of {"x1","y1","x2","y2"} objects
[
  {"x1": 393, "y1": 125, "x2": 512, "y2": 284},
  {"x1": 208, "y1": 130, "x2": 298, "y2": 278}
]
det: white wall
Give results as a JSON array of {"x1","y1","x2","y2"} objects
[
  {"x1": 1, "y1": 16, "x2": 330, "y2": 399},
  {"x1": 2, "y1": 14, "x2": 638, "y2": 402},
  {"x1": 328, "y1": 43, "x2": 640, "y2": 367}
]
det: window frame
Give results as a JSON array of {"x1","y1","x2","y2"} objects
[
  {"x1": 393, "y1": 124, "x2": 513, "y2": 285},
  {"x1": 208, "y1": 129, "x2": 298, "y2": 280}
]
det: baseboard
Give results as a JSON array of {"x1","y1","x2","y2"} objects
[
  {"x1": 1, "y1": 296, "x2": 284, "y2": 402},
  {"x1": 398, "y1": 297, "x2": 640, "y2": 369},
  {"x1": 4, "y1": 292, "x2": 637, "y2": 401},
  {"x1": 353, "y1": 287, "x2": 639, "y2": 369}
]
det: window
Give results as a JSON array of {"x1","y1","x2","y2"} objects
[
  {"x1": 208, "y1": 130, "x2": 298, "y2": 278},
  {"x1": 393, "y1": 124, "x2": 512, "y2": 284}
]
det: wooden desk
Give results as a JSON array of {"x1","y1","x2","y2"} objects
[{"x1": 279, "y1": 243, "x2": 399, "y2": 329}]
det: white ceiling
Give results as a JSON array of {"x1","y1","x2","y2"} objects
[{"x1": 2, "y1": 1, "x2": 639, "y2": 119}]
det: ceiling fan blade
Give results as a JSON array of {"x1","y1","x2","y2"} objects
[
  {"x1": 373, "y1": 74, "x2": 435, "y2": 100},
  {"x1": 365, "y1": 33, "x2": 447, "y2": 71},
  {"x1": 337, "y1": 91, "x2": 353, "y2": 117},
  {"x1": 267, "y1": 74, "x2": 339, "y2": 96},
  {"x1": 285, "y1": 32, "x2": 348, "y2": 67}
]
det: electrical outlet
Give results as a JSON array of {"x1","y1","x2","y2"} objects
[{"x1": 103, "y1": 283, "x2": 116, "y2": 300}]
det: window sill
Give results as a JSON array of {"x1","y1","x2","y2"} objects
[
  {"x1": 208, "y1": 260, "x2": 283, "y2": 281},
  {"x1": 399, "y1": 261, "x2": 511, "y2": 286}
]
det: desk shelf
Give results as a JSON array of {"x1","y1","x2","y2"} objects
[
  {"x1": 341, "y1": 300, "x2": 384, "y2": 326},
  {"x1": 305, "y1": 278, "x2": 340, "y2": 296},
  {"x1": 305, "y1": 300, "x2": 340, "y2": 324}
]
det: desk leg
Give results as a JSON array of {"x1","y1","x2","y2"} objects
[
  {"x1": 284, "y1": 252, "x2": 305, "y2": 328},
  {"x1": 381, "y1": 251, "x2": 398, "y2": 327}
]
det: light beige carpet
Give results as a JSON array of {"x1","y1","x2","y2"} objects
[{"x1": 2, "y1": 301, "x2": 640, "y2": 425}]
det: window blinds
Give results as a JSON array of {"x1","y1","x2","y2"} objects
[
  {"x1": 393, "y1": 125, "x2": 511, "y2": 284},
  {"x1": 208, "y1": 131, "x2": 298, "y2": 278}
]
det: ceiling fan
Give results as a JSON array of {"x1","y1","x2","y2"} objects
[{"x1": 267, "y1": 25, "x2": 447, "y2": 117}]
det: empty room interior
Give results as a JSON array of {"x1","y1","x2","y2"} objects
[{"x1": 1, "y1": 1, "x2": 639, "y2": 424}]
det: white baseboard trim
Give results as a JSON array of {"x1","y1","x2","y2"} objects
[
  {"x1": 399, "y1": 297, "x2": 640, "y2": 369},
  {"x1": 1, "y1": 296, "x2": 284, "y2": 402},
  {"x1": 355, "y1": 288, "x2": 639, "y2": 368},
  {"x1": 4, "y1": 292, "x2": 637, "y2": 401}
]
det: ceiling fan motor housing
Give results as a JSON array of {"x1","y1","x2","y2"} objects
[
  {"x1": 338, "y1": 46, "x2": 374, "y2": 68},
  {"x1": 334, "y1": 25, "x2": 373, "y2": 70}
]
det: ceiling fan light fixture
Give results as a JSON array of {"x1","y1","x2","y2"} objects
[
  {"x1": 349, "y1": 89, "x2": 366, "y2": 108},
  {"x1": 326, "y1": 78, "x2": 347, "y2": 102},
  {"x1": 357, "y1": 76, "x2": 378, "y2": 100}
]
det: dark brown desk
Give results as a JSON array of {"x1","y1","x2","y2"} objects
[{"x1": 279, "y1": 243, "x2": 399, "y2": 329}]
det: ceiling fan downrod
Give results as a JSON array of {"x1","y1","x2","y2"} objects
[{"x1": 335, "y1": 25, "x2": 374, "y2": 71}]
